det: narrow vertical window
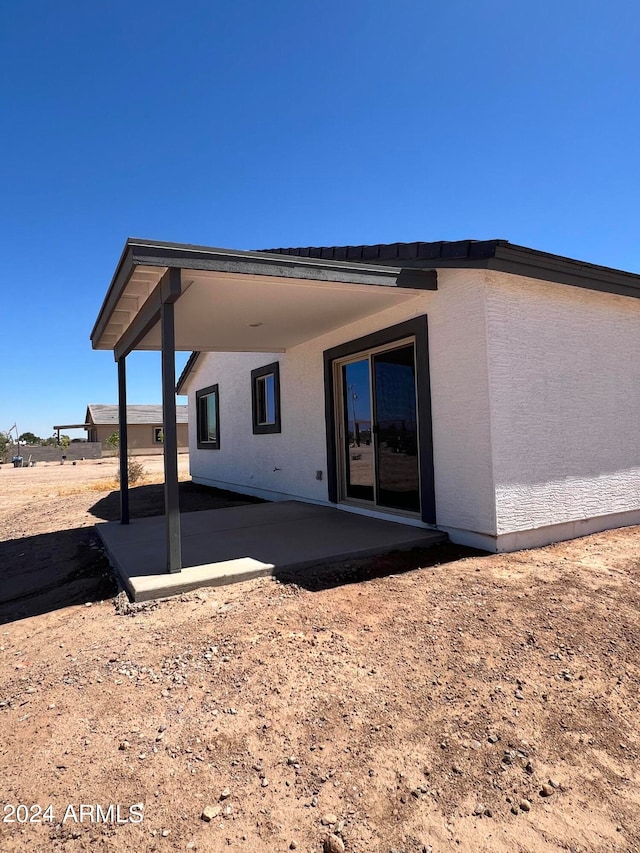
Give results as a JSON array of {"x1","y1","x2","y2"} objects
[
  {"x1": 251, "y1": 362, "x2": 281, "y2": 434},
  {"x1": 196, "y1": 384, "x2": 220, "y2": 449},
  {"x1": 256, "y1": 373, "x2": 276, "y2": 424}
]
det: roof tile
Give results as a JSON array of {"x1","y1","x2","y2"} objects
[{"x1": 87, "y1": 404, "x2": 188, "y2": 425}]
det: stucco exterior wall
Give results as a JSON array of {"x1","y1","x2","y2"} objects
[
  {"x1": 184, "y1": 267, "x2": 640, "y2": 552},
  {"x1": 184, "y1": 270, "x2": 497, "y2": 540},
  {"x1": 92, "y1": 423, "x2": 189, "y2": 454},
  {"x1": 485, "y1": 271, "x2": 640, "y2": 549},
  {"x1": 428, "y1": 271, "x2": 495, "y2": 538}
]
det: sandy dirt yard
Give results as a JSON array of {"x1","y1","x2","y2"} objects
[{"x1": 1, "y1": 458, "x2": 639, "y2": 852}]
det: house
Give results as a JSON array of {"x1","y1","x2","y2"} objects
[
  {"x1": 84, "y1": 404, "x2": 189, "y2": 455},
  {"x1": 91, "y1": 237, "x2": 640, "y2": 574}
]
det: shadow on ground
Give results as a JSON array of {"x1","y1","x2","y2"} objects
[
  {"x1": 0, "y1": 482, "x2": 261, "y2": 625},
  {"x1": 89, "y1": 480, "x2": 263, "y2": 521},
  {"x1": 274, "y1": 540, "x2": 487, "y2": 592},
  {"x1": 0, "y1": 528, "x2": 117, "y2": 625}
]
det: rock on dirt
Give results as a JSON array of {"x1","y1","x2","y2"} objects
[
  {"x1": 323, "y1": 834, "x2": 346, "y2": 853},
  {"x1": 201, "y1": 805, "x2": 222, "y2": 822}
]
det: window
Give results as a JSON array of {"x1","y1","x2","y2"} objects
[
  {"x1": 251, "y1": 362, "x2": 281, "y2": 434},
  {"x1": 256, "y1": 374, "x2": 275, "y2": 424},
  {"x1": 153, "y1": 427, "x2": 164, "y2": 444},
  {"x1": 196, "y1": 384, "x2": 220, "y2": 449}
]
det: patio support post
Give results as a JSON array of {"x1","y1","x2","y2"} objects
[
  {"x1": 161, "y1": 268, "x2": 182, "y2": 573},
  {"x1": 117, "y1": 356, "x2": 129, "y2": 525}
]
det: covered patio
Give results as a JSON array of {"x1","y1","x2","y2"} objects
[
  {"x1": 98, "y1": 500, "x2": 445, "y2": 601},
  {"x1": 90, "y1": 238, "x2": 438, "y2": 596}
]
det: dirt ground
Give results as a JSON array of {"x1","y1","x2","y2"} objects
[{"x1": 1, "y1": 458, "x2": 639, "y2": 852}]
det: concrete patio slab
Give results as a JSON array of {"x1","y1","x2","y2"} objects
[{"x1": 96, "y1": 501, "x2": 446, "y2": 601}]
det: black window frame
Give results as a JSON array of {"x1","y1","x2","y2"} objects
[
  {"x1": 251, "y1": 362, "x2": 281, "y2": 435},
  {"x1": 196, "y1": 384, "x2": 220, "y2": 449},
  {"x1": 153, "y1": 426, "x2": 164, "y2": 444}
]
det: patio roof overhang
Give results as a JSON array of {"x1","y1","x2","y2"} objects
[
  {"x1": 91, "y1": 238, "x2": 437, "y2": 579},
  {"x1": 91, "y1": 239, "x2": 437, "y2": 359}
]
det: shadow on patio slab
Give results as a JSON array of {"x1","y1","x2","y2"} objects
[{"x1": 89, "y1": 480, "x2": 264, "y2": 522}]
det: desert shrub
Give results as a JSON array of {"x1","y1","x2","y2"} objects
[
  {"x1": 116, "y1": 456, "x2": 145, "y2": 485},
  {"x1": 128, "y1": 457, "x2": 145, "y2": 484}
]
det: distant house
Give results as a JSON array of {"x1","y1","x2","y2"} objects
[{"x1": 85, "y1": 404, "x2": 189, "y2": 455}]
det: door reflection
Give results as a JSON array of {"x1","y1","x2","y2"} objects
[
  {"x1": 342, "y1": 359, "x2": 374, "y2": 501},
  {"x1": 372, "y1": 344, "x2": 420, "y2": 512}
]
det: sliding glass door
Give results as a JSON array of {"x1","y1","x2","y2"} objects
[{"x1": 336, "y1": 340, "x2": 420, "y2": 515}]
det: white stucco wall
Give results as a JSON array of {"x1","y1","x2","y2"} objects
[
  {"x1": 485, "y1": 271, "x2": 640, "y2": 550},
  {"x1": 183, "y1": 266, "x2": 640, "y2": 552},
  {"x1": 182, "y1": 270, "x2": 497, "y2": 540}
]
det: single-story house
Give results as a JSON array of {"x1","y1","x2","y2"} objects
[
  {"x1": 84, "y1": 404, "x2": 188, "y2": 455},
  {"x1": 90, "y1": 237, "x2": 640, "y2": 573}
]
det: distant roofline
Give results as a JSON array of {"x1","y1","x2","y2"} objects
[{"x1": 86, "y1": 403, "x2": 188, "y2": 426}]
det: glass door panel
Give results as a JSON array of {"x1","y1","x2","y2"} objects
[
  {"x1": 341, "y1": 359, "x2": 374, "y2": 502},
  {"x1": 372, "y1": 344, "x2": 420, "y2": 512}
]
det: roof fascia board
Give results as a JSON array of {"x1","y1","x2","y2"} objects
[
  {"x1": 491, "y1": 245, "x2": 640, "y2": 299},
  {"x1": 91, "y1": 244, "x2": 136, "y2": 347},
  {"x1": 176, "y1": 351, "x2": 201, "y2": 395},
  {"x1": 373, "y1": 246, "x2": 640, "y2": 298},
  {"x1": 128, "y1": 242, "x2": 437, "y2": 289}
]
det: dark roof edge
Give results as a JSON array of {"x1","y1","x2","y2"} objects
[
  {"x1": 260, "y1": 239, "x2": 507, "y2": 264},
  {"x1": 264, "y1": 240, "x2": 640, "y2": 299},
  {"x1": 91, "y1": 239, "x2": 137, "y2": 344},
  {"x1": 492, "y1": 243, "x2": 640, "y2": 297},
  {"x1": 124, "y1": 238, "x2": 422, "y2": 276},
  {"x1": 176, "y1": 352, "x2": 201, "y2": 395}
]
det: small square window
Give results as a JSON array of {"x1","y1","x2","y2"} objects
[
  {"x1": 153, "y1": 427, "x2": 164, "y2": 444},
  {"x1": 196, "y1": 384, "x2": 220, "y2": 449},
  {"x1": 251, "y1": 362, "x2": 281, "y2": 434}
]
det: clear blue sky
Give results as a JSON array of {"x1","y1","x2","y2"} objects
[{"x1": 1, "y1": 0, "x2": 639, "y2": 439}]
